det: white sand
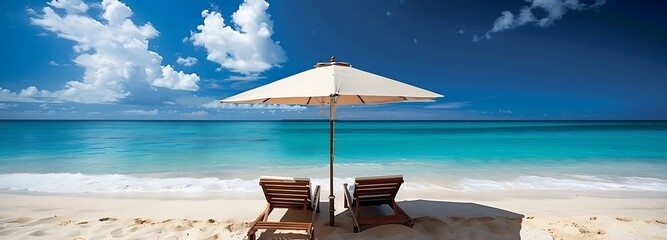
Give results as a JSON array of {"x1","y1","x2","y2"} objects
[{"x1": 1, "y1": 191, "x2": 666, "y2": 239}]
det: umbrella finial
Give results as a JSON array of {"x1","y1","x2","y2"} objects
[{"x1": 315, "y1": 56, "x2": 351, "y2": 68}]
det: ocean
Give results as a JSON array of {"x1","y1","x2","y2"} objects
[{"x1": 1, "y1": 120, "x2": 666, "y2": 194}]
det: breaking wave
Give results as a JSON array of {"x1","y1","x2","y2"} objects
[{"x1": 1, "y1": 173, "x2": 666, "y2": 194}]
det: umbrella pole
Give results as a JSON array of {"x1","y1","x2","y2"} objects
[{"x1": 329, "y1": 96, "x2": 337, "y2": 227}]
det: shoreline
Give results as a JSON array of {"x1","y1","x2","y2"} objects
[
  {"x1": 3, "y1": 167, "x2": 667, "y2": 194},
  {"x1": 1, "y1": 191, "x2": 666, "y2": 239}
]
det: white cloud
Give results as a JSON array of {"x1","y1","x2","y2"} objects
[
  {"x1": 517, "y1": 6, "x2": 536, "y2": 25},
  {"x1": 176, "y1": 56, "x2": 198, "y2": 67},
  {"x1": 21, "y1": 0, "x2": 200, "y2": 104},
  {"x1": 189, "y1": 0, "x2": 286, "y2": 75},
  {"x1": 0, "y1": 88, "x2": 36, "y2": 103},
  {"x1": 0, "y1": 103, "x2": 17, "y2": 109},
  {"x1": 474, "y1": 0, "x2": 606, "y2": 41},
  {"x1": 123, "y1": 109, "x2": 158, "y2": 115},
  {"x1": 102, "y1": 0, "x2": 132, "y2": 24},
  {"x1": 202, "y1": 100, "x2": 306, "y2": 110},
  {"x1": 0, "y1": 86, "x2": 59, "y2": 103},
  {"x1": 498, "y1": 109, "x2": 513, "y2": 114},
  {"x1": 19, "y1": 86, "x2": 50, "y2": 97},
  {"x1": 491, "y1": 11, "x2": 515, "y2": 33},
  {"x1": 225, "y1": 74, "x2": 266, "y2": 81},
  {"x1": 25, "y1": 7, "x2": 38, "y2": 16},
  {"x1": 206, "y1": 83, "x2": 222, "y2": 89},
  {"x1": 152, "y1": 65, "x2": 200, "y2": 91},
  {"x1": 48, "y1": 60, "x2": 71, "y2": 66},
  {"x1": 187, "y1": 110, "x2": 208, "y2": 116},
  {"x1": 425, "y1": 101, "x2": 472, "y2": 109},
  {"x1": 47, "y1": 0, "x2": 89, "y2": 14}
]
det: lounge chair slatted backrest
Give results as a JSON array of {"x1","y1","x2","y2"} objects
[
  {"x1": 261, "y1": 179, "x2": 312, "y2": 210},
  {"x1": 248, "y1": 177, "x2": 320, "y2": 240},
  {"x1": 343, "y1": 175, "x2": 413, "y2": 232}
]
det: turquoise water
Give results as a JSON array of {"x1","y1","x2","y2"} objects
[{"x1": 1, "y1": 120, "x2": 666, "y2": 193}]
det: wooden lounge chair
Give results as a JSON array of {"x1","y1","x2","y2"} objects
[
  {"x1": 247, "y1": 176, "x2": 321, "y2": 240},
  {"x1": 343, "y1": 175, "x2": 413, "y2": 232}
]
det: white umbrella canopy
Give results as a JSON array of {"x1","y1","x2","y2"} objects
[
  {"x1": 221, "y1": 60, "x2": 443, "y2": 105},
  {"x1": 220, "y1": 57, "x2": 443, "y2": 227}
]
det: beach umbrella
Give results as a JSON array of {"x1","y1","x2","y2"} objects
[{"x1": 220, "y1": 56, "x2": 443, "y2": 226}]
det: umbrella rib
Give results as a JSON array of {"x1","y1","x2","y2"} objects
[
  {"x1": 400, "y1": 96, "x2": 408, "y2": 101},
  {"x1": 306, "y1": 97, "x2": 312, "y2": 105},
  {"x1": 262, "y1": 98, "x2": 271, "y2": 103},
  {"x1": 356, "y1": 95, "x2": 366, "y2": 104}
]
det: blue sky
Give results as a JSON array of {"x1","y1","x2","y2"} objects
[{"x1": 1, "y1": 0, "x2": 665, "y2": 120}]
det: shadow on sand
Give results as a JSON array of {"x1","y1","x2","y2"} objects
[
  {"x1": 257, "y1": 200, "x2": 524, "y2": 240},
  {"x1": 253, "y1": 204, "x2": 320, "y2": 240}
]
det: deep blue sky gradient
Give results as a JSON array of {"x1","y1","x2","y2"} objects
[{"x1": 1, "y1": 0, "x2": 666, "y2": 120}]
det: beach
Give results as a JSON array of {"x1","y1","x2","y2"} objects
[
  {"x1": 1, "y1": 189, "x2": 666, "y2": 239},
  {"x1": 1, "y1": 121, "x2": 667, "y2": 239},
  {"x1": 3, "y1": 0, "x2": 666, "y2": 238}
]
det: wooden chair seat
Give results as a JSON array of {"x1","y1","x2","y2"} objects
[
  {"x1": 248, "y1": 177, "x2": 320, "y2": 240},
  {"x1": 253, "y1": 222, "x2": 312, "y2": 231},
  {"x1": 343, "y1": 175, "x2": 413, "y2": 232}
]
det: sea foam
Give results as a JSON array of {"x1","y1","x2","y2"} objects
[
  {"x1": 458, "y1": 175, "x2": 667, "y2": 191},
  {"x1": 0, "y1": 173, "x2": 359, "y2": 193},
  {"x1": 0, "y1": 173, "x2": 258, "y2": 193},
  {"x1": 1, "y1": 173, "x2": 666, "y2": 194}
]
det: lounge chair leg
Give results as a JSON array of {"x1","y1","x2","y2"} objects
[
  {"x1": 247, "y1": 232, "x2": 255, "y2": 240},
  {"x1": 353, "y1": 225, "x2": 359, "y2": 233}
]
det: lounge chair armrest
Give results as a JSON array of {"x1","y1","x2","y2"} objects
[
  {"x1": 312, "y1": 185, "x2": 321, "y2": 210},
  {"x1": 310, "y1": 185, "x2": 321, "y2": 222},
  {"x1": 343, "y1": 183, "x2": 354, "y2": 208},
  {"x1": 250, "y1": 203, "x2": 271, "y2": 230},
  {"x1": 342, "y1": 183, "x2": 360, "y2": 230}
]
